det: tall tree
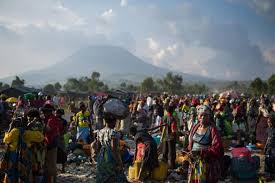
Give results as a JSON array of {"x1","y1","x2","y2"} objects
[
  {"x1": 120, "y1": 82, "x2": 127, "y2": 89},
  {"x1": 268, "y1": 74, "x2": 275, "y2": 94},
  {"x1": 162, "y1": 72, "x2": 183, "y2": 94},
  {"x1": 89, "y1": 71, "x2": 106, "y2": 92},
  {"x1": 63, "y1": 78, "x2": 80, "y2": 92},
  {"x1": 91, "y1": 72, "x2": 100, "y2": 81},
  {"x1": 54, "y1": 82, "x2": 62, "y2": 91},
  {"x1": 43, "y1": 84, "x2": 56, "y2": 94},
  {"x1": 140, "y1": 77, "x2": 156, "y2": 92},
  {"x1": 250, "y1": 77, "x2": 267, "y2": 96},
  {"x1": 11, "y1": 76, "x2": 25, "y2": 88}
]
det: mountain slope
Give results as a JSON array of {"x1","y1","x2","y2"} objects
[{"x1": 0, "y1": 45, "x2": 213, "y2": 85}]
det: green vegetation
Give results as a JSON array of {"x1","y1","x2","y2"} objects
[{"x1": 1, "y1": 72, "x2": 274, "y2": 95}]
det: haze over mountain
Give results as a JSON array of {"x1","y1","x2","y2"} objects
[{"x1": 0, "y1": 45, "x2": 213, "y2": 86}]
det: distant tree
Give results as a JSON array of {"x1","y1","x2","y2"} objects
[
  {"x1": 223, "y1": 81, "x2": 250, "y2": 94},
  {"x1": 127, "y1": 84, "x2": 139, "y2": 91},
  {"x1": 155, "y1": 79, "x2": 164, "y2": 91},
  {"x1": 78, "y1": 77, "x2": 89, "y2": 92},
  {"x1": 102, "y1": 84, "x2": 109, "y2": 92},
  {"x1": 89, "y1": 71, "x2": 107, "y2": 92},
  {"x1": 120, "y1": 82, "x2": 127, "y2": 89},
  {"x1": 11, "y1": 76, "x2": 25, "y2": 88},
  {"x1": 268, "y1": 74, "x2": 275, "y2": 94},
  {"x1": 43, "y1": 84, "x2": 56, "y2": 94},
  {"x1": 0, "y1": 82, "x2": 9, "y2": 90},
  {"x1": 91, "y1": 72, "x2": 100, "y2": 81},
  {"x1": 63, "y1": 78, "x2": 80, "y2": 91},
  {"x1": 184, "y1": 83, "x2": 209, "y2": 94},
  {"x1": 250, "y1": 77, "x2": 268, "y2": 96},
  {"x1": 141, "y1": 77, "x2": 156, "y2": 92},
  {"x1": 162, "y1": 72, "x2": 183, "y2": 94},
  {"x1": 54, "y1": 82, "x2": 62, "y2": 91},
  {"x1": 64, "y1": 73, "x2": 108, "y2": 92}
]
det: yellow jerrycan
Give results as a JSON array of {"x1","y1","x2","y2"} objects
[
  {"x1": 128, "y1": 160, "x2": 141, "y2": 180},
  {"x1": 152, "y1": 161, "x2": 168, "y2": 181}
]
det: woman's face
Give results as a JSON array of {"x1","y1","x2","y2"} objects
[{"x1": 198, "y1": 112, "x2": 210, "y2": 125}]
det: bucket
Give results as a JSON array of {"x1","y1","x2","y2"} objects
[
  {"x1": 128, "y1": 166, "x2": 136, "y2": 180},
  {"x1": 152, "y1": 161, "x2": 168, "y2": 180},
  {"x1": 134, "y1": 161, "x2": 141, "y2": 179}
]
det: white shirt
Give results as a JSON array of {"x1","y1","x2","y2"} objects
[{"x1": 146, "y1": 96, "x2": 153, "y2": 107}]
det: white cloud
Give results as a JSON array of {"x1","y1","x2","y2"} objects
[
  {"x1": 154, "y1": 49, "x2": 166, "y2": 61},
  {"x1": 120, "y1": 0, "x2": 128, "y2": 7},
  {"x1": 146, "y1": 38, "x2": 159, "y2": 51},
  {"x1": 146, "y1": 41, "x2": 178, "y2": 66},
  {"x1": 264, "y1": 46, "x2": 275, "y2": 64},
  {"x1": 0, "y1": 0, "x2": 85, "y2": 33},
  {"x1": 167, "y1": 44, "x2": 177, "y2": 55},
  {"x1": 101, "y1": 9, "x2": 115, "y2": 21}
]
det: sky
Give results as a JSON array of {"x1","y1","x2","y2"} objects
[{"x1": 0, "y1": 0, "x2": 275, "y2": 80}]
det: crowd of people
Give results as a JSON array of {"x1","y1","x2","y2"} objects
[{"x1": 0, "y1": 92, "x2": 275, "y2": 183}]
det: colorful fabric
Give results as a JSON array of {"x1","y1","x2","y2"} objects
[
  {"x1": 96, "y1": 128, "x2": 127, "y2": 183},
  {"x1": 96, "y1": 146, "x2": 128, "y2": 183},
  {"x1": 76, "y1": 126, "x2": 90, "y2": 143},
  {"x1": 188, "y1": 124, "x2": 223, "y2": 183},
  {"x1": 4, "y1": 128, "x2": 34, "y2": 183},
  {"x1": 76, "y1": 111, "x2": 91, "y2": 127},
  {"x1": 3, "y1": 128, "x2": 44, "y2": 151},
  {"x1": 192, "y1": 128, "x2": 211, "y2": 151},
  {"x1": 42, "y1": 176, "x2": 57, "y2": 183},
  {"x1": 190, "y1": 160, "x2": 207, "y2": 183},
  {"x1": 45, "y1": 115, "x2": 61, "y2": 146},
  {"x1": 224, "y1": 120, "x2": 233, "y2": 136}
]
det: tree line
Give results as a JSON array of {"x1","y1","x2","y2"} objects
[{"x1": 0, "y1": 72, "x2": 274, "y2": 96}]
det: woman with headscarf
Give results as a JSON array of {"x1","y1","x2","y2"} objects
[
  {"x1": 188, "y1": 105, "x2": 224, "y2": 183},
  {"x1": 26, "y1": 108, "x2": 46, "y2": 182},
  {"x1": 96, "y1": 114, "x2": 128, "y2": 183},
  {"x1": 3, "y1": 117, "x2": 44, "y2": 183}
]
